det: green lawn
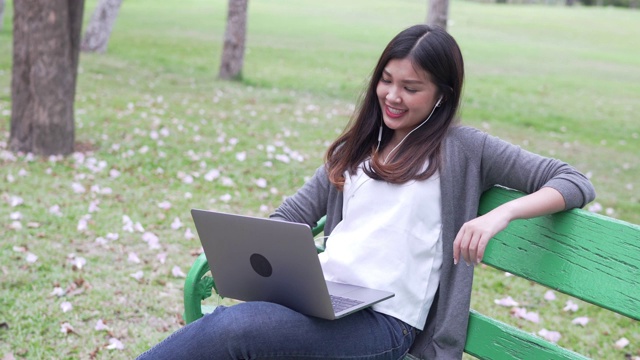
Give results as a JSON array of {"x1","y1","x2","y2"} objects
[{"x1": 0, "y1": 0, "x2": 638, "y2": 359}]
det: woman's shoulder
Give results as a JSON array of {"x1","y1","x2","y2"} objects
[{"x1": 445, "y1": 125, "x2": 488, "y2": 146}]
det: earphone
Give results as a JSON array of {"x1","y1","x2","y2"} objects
[{"x1": 378, "y1": 95, "x2": 444, "y2": 163}]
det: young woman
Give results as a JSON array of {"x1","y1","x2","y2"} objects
[{"x1": 138, "y1": 24, "x2": 595, "y2": 360}]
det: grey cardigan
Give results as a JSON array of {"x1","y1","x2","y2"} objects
[{"x1": 271, "y1": 126, "x2": 596, "y2": 359}]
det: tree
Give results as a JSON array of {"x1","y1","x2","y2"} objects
[
  {"x1": 0, "y1": 0, "x2": 5, "y2": 32},
  {"x1": 80, "y1": 0, "x2": 123, "y2": 53},
  {"x1": 10, "y1": 0, "x2": 85, "y2": 156},
  {"x1": 426, "y1": 0, "x2": 449, "y2": 30},
  {"x1": 218, "y1": 0, "x2": 248, "y2": 80}
]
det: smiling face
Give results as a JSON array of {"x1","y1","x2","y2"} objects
[{"x1": 376, "y1": 58, "x2": 440, "y2": 143}]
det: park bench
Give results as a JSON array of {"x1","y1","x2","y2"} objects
[{"x1": 183, "y1": 186, "x2": 640, "y2": 359}]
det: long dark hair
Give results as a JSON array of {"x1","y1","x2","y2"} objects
[{"x1": 325, "y1": 25, "x2": 464, "y2": 190}]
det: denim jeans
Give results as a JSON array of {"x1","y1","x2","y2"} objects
[{"x1": 137, "y1": 301, "x2": 417, "y2": 360}]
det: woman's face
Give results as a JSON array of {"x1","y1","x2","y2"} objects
[{"x1": 376, "y1": 58, "x2": 440, "y2": 142}]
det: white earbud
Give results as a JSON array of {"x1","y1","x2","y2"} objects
[{"x1": 435, "y1": 96, "x2": 443, "y2": 108}]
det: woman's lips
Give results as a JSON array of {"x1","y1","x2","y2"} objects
[{"x1": 385, "y1": 105, "x2": 407, "y2": 119}]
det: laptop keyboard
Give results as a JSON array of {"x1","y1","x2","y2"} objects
[{"x1": 330, "y1": 295, "x2": 364, "y2": 313}]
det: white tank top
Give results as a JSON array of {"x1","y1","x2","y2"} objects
[{"x1": 319, "y1": 163, "x2": 443, "y2": 330}]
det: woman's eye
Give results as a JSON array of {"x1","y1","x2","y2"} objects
[
  {"x1": 405, "y1": 88, "x2": 417, "y2": 93},
  {"x1": 380, "y1": 78, "x2": 391, "y2": 84}
]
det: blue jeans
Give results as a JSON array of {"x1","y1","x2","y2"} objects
[{"x1": 137, "y1": 301, "x2": 417, "y2": 360}]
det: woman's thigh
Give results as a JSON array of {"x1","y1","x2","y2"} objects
[{"x1": 137, "y1": 301, "x2": 416, "y2": 360}]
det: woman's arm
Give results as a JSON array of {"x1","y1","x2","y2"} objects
[
  {"x1": 453, "y1": 187, "x2": 566, "y2": 265},
  {"x1": 269, "y1": 165, "x2": 331, "y2": 227}
]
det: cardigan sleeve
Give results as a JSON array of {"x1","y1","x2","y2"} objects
[
  {"x1": 478, "y1": 129, "x2": 596, "y2": 209},
  {"x1": 269, "y1": 165, "x2": 332, "y2": 228}
]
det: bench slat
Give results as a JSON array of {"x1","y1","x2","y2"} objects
[
  {"x1": 464, "y1": 310, "x2": 589, "y2": 360},
  {"x1": 478, "y1": 187, "x2": 640, "y2": 321}
]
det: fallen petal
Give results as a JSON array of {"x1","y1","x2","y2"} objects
[
  {"x1": 614, "y1": 337, "x2": 629, "y2": 349},
  {"x1": 26, "y1": 252, "x2": 38, "y2": 263},
  {"x1": 571, "y1": 316, "x2": 589, "y2": 326},
  {"x1": 95, "y1": 319, "x2": 109, "y2": 331},
  {"x1": 538, "y1": 328, "x2": 561, "y2": 343},
  {"x1": 60, "y1": 301, "x2": 73, "y2": 313},
  {"x1": 494, "y1": 296, "x2": 519, "y2": 307},
  {"x1": 171, "y1": 217, "x2": 183, "y2": 230},
  {"x1": 156, "y1": 253, "x2": 167, "y2": 264},
  {"x1": 543, "y1": 290, "x2": 556, "y2": 301},
  {"x1": 60, "y1": 322, "x2": 75, "y2": 334},
  {"x1": 563, "y1": 300, "x2": 579, "y2": 312},
  {"x1": 130, "y1": 271, "x2": 144, "y2": 281},
  {"x1": 172, "y1": 265, "x2": 186, "y2": 278},
  {"x1": 106, "y1": 337, "x2": 125, "y2": 350},
  {"x1": 128, "y1": 252, "x2": 141, "y2": 264}
]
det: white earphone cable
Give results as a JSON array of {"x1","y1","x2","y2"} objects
[{"x1": 382, "y1": 97, "x2": 441, "y2": 164}]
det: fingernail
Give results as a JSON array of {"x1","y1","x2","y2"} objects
[{"x1": 453, "y1": 259, "x2": 458, "y2": 265}]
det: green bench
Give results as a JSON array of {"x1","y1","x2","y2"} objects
[{"x1": 183, "y1": 186, "x2": 640, "y2": 359}]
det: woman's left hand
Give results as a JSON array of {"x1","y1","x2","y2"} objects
[
  {"x1": 453, "y1": 210, "x2": 510, "y2": 266},
  {"x1": 453, "y1": 187, "x2": 566, "y2": 266}
]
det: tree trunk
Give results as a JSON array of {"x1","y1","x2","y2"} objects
[
  {"x1": 426, "y1": 0, "x2": 450, "y2": 30},
  {"x1": 218, "y1": 0, "x2": 248, "y2": 80},
  {"x1": 80, "y1": 0, "x2": 123, "y2": 53},
  {"x1": 10, "y1": 0, "x2": 85, "y2": 156},
  {"x1": 0, "y1": 0, "x2": 5, "y2": 32}
]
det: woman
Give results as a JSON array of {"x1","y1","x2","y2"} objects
[{"x1": 138, "y1": 24, "x2": 595, "y2": 360}]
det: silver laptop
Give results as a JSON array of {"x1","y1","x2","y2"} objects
[{"x1": 191, "y1": 209, "x2": 394, "y2": 320}]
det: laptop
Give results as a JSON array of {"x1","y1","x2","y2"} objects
[{"x1": 191, "y1": 209, "x2": 394, "y2": 320}]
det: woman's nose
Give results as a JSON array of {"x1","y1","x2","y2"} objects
[{"x1": 386, "y1": 87, "x2": 401, "y2": 103}]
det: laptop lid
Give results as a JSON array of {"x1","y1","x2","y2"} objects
[{"x1": 190, "y1": 209, "x2": 394, "y2": 320}]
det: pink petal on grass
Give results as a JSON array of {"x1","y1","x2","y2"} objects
[
  {"x1": 142, "y1": 232, "x2": 160, "y2": 249},
  {"x1": 157, "y1": 253, "x2": 167, "y2": 264},
  {"x1": 563, "y1": 300, "x2": 579, "y2": 312},
  {"x1": 158, "y1": 201, "x2": 171, "y2": 210},
  {"x1": 9, "y1": 195, "x2": 24, "y2": 207},
  {"x1": 255, "y1": 178, "x2": 267, "y2": 188},
  {"x1": 60, "y1": 322, "x2": 75, "y2": 334},
  {"x1": 571, "y1": 317, "x2": 589, "y2": 326},
  {"x1": 128, "y1": 252, "x2": 141, "y2": 264},
  {"x1": 204, "y1": 169, "x2": 220, "y2": 181},
  {"x1": 95, "y1": 319, "x2": 109, "y2": 331},
  {"x1": 614, "y1": 337, "x2": 629, "y2": 349},
  {"x1": 49, "y1": 205, "x2": 63, "y2": 216},
  {"x1": 523, "y1": 311, "x2": 540, "y2": 323},
  {"x1": 172, "y1": 266, "x2": 186, "y2": 278},
  {"x1": 544, "y1": 290, "x2": 556, "y2": 301},
  {"x1": 130, "y1": 271, "x2": 144, "y2": 281},
  {"x1": 50, "y1": 287, "x2": 65, "y2": 297},
  {"x1": 511, "y1": 307, "x2": 540, "y2": 323},
  {"x1": 60, "y1": 301, "x2": 73, "y2": 313},
  {"x1": 494, "y1": 296, "x2": 519, "y2": 307},
  {"x1": 106, "y1": 338, "x2": 125, "y2": 350},
  {"x1": 184, "y1": 228, "x2": 195, "y2": 240},
  {"x1": 171, "y1": 217, "x2": 182, "y2": 230},
  {"x1": 26, "y1": 252, "x2": 38, "y2": 263},
  {"x1": 538, "y1": 329, "x2": 561, "y2": 343}
]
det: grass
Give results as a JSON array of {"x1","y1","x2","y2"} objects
[{"x1": 0, "y1": 0, "x2": 638, "y2": 358}]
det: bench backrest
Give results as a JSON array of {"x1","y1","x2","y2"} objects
[{"x1": 464, "y1": 187, "x2": 640, "y2": 359}]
